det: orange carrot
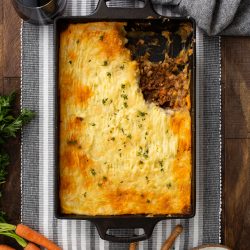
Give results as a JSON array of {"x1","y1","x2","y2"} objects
[
  {"x1": 15, "y1": 224, "x2": 61, "y2": 250},
  {"x1": 24, "y1": 243, "x2": 40, "y2": 250},
  {"x1": 0, "y1": 245, "x2": 15, "y2": 250}
]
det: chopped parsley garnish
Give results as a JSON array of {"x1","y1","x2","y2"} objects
[
  {"x1": 121, "y1": 94, "x2": 128, "y2": 100},
  {"x1": 137, "y1": 146, "x2": 149, "y2": 159},
  {"x1": 107, "y1": 72, "x2": 111, "y2": 77},
  {"x1": 103, "y1": 176, "x2": 107, "y2": 181},
  {"x1": 90, "y1": 169, "x2": 96, "y2": 176},
  {"x1": 103, "y1": 61, "x2": 108, "y2": 66},
  {"x1": 67, "y1": 140, "x2": 77, "y2": 145},
  {"x1": 159, "y1": 160, "x2": 164, "y2": 167},
  {"x1": 102, "y1": 98, "x2": 108, "y2": 105},
  {"x1": 137, "y1": 146, "x2": 143, "y2": 156},
  {"x1": 111, "y1": 137, "x2": 115, "y2": 141},
  {"x1": 99, "y1": 35, "x2": 104, "y2": 41},
  {"x1": 120, "y1": 65, "x2": 124, "y2": 70},
  {"x1": 90, "y1": 123, "x2": 96, "y2": 126},
  {"x1": 127, "y1": 134, "x2": 132, "y2": 139},
  {"x1": 143, "y1": 148, "x2": 149, "y2": 159},
  {"x1": 138, "y1": 124, "x2": 143, "y2": 128},
  {"x1": 166, "y1": 183, "x2": 172, "y2": 189},
  {"x1": 121, "y1": 84, "x2": 126, "y2": 89},
  {"x1": 123, "y1": 102, "x2": 128, "y2": 108},
  {"x1": 68, "y1": 60, "x2": 72, "y2": 64},
  {"x1": 139, "y1": 160, "x2": 144, "y2": 165},
  {"x1": 145, "y1": 176, "x2": 149, "y2": 183},
  {"x1": 76, "y1": 116, "x2": 84, "y2": 121},
  {"x1": 83, "y1": 192, "x2": 87, "y2": 198},
  {"x1": 76, "y1": 40, "x2": 80, "y2": 44},
  {"x1": 88, "y1": 59, "x2": 91, "y2": 62},
  {"x1": 137, "y1": 110, "x2": 147, "y2": 117},
  {"x1": 102, "y1": 98, "x2": 112, "y2": 105}
]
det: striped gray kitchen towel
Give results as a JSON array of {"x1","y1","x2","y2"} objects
[{"x1": 21, "y1": 0, "x2": 222, "y2": 249}]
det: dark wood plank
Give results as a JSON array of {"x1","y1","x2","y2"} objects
[
  {"x1": 0, "y1": 0, "x2": 22, "y2": 248},
  {"x1": 0, "y1": 77, "x2": 21, "y2": 249},
  {"x1": 222, "y1": 37, "x2": 250, "y2": 250},
  {"x1": 222, "y1": 37, "x2": 250, "y2": 139},
  {"x1": 224, "y1": 139, "x2": 250, "y2": 250},
  {"x1": 0, "y1": 0, "x2": 3, "y2": 93},
  {"x1": 3, "y1": 0, "x2": 21, "y2": 77}
]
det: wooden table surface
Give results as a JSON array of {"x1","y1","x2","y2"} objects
[{"x1": 0, "y1": 1, "x2": 249, "y2": 249}]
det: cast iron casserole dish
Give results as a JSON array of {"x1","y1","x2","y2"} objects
[{"x1": 54, "y1": 0, "x2": 196, "y2": 243}]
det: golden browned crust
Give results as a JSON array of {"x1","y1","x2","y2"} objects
[{"x1": 59, "y1": 22, "x2": 192, "y2": 216}]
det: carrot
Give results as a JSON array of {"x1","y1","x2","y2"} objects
[
  {"x1": 0, "y1": 245, "x2": 16, "y2": 250},
  {"x1": 129, "y1": 242, "x2": 137, "y2": 250},
  {"x1": 24, "y1": 243, "x2": 40, "y2": 250},
  {"x1": 15, "y1": 224, "x2": 61, "y2": 250}
]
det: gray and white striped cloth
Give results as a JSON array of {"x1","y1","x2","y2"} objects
[{"x1": 21, "y1": 0, "x2": 222, "y2": 249}]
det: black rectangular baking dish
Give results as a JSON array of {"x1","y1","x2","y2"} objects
[{"x1": 54, "y1": 0, "x2": 196, "y2": 243}]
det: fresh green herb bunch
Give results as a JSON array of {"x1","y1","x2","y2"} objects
[
  {"x1": 0, "y1": 93, "x2": 34, "y2": 143},
  {"x1": 0, "y1": 93, "x2": 34, "y2": 219}
]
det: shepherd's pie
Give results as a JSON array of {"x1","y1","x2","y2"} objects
[{"x1": 59, "y1": 22, "x2": 192, "y2": 215}]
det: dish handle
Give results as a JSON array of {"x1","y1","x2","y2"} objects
[
  {"x1": 91, "y1": 0, "x2": 159, "y2": 19},
  {"x1": 91, "y1": 218, "x2": 160, "y2": 243}
]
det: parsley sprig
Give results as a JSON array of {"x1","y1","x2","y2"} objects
[
  {"x1": 0, "y1": 93, "x2": 34, "y2": 141},
  {"x1": 0, "y1": 93, "x2": 34, "y2": 219}
]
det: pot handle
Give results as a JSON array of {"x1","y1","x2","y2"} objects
[
  {"x1": 91, "y1": 0, "x2": 159, "y2": 19},
  {"x1": 92, "y1": 218, "x2": 159, "y2": 243}
]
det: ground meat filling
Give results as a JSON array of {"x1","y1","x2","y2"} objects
[{"x1": 138, "y1": 48, "x2": 192, "y2": 110}]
